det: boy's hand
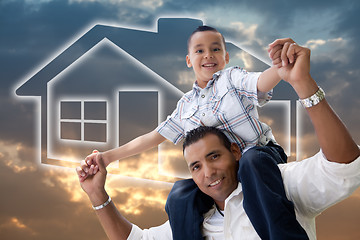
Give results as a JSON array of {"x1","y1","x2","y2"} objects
[{"x1": 77, "y1": 150, "x2": 103, "y2": 182}]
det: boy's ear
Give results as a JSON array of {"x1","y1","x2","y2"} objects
[
  {"x1": 186, "y1": 55, "x2": 192, "y2": 68},
  {"x1": 225, "y1": 52, "x2": 230, "y2": 64}
]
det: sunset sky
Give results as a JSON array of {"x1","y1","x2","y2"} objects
[{"x1": 1, "y1": 0, "x2": 360, "y2": 239}]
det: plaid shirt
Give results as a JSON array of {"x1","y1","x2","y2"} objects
[{"x1": 156, "y1": 66, "x2": 276, "y2": 152}]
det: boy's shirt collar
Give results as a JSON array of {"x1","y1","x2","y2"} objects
[{"x1": 193, "y1": 69, "x2": 222, "y2": 93}]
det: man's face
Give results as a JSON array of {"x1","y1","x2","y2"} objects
[
  {"x1": 184, "y1": 134, "x2": 241, "y2": 210},
  {"x1": 186, "y1": 31, "x2": 229, "y2": 88}
]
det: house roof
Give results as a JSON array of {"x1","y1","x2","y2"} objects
[{"x1": 16, "y1": 18, "x2": 203, "y2": 96}]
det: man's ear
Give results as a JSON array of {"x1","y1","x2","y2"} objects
[
  {"x1": 225, "y1": 52, "x2": 230, "y2": 64},
  {"x1": 230, "y1": 143, "x2": 242, "y2": 161},
  {"x1": 186, "y1": 55, "x2": 192, "y2": 68}
]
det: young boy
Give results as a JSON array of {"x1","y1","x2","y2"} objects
[{"x1": 78, "y1": 26, "x2": 308, "y2": 239}]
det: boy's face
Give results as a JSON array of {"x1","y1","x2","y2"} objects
[
  {"x1": 186, "y1": 31, "x2": 229, "y2": 88},
  {"x1": 184, "y1": 133, "x2": 241, "y2": 210}
]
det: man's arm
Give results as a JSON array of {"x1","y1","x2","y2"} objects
[
  {"x1": 303, "y1": 90, "x2": 359, "y2": 163},
  {"x1": 269, "y1": 39, "x2": 359, "y2": 163},
  {"x1": 77, "y1": 159, "x2": 133, "y2": 240},
  {"x1": 77, "y1": 151, "x2": 173, "y2": 240}
]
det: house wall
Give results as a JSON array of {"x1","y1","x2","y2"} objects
[{"x1": 46, "y1": 39, "x2": 187, "y2": 180}]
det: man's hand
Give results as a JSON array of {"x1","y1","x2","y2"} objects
[
  {"x1": 269, "y1": 38, "x2": 359, "y2": 163},
  {"x1": 77, "y1": 150, "x2": 104, "y2": 182},
  {"x1": 268, "y1": 38, "x2": 317, "y2": 98},
  {"x1": 76, "y1": 153, "x2": 133, "y2": 240},
  {"x1": 76, "y1": 151, "x2": 107, "y2": 196}
]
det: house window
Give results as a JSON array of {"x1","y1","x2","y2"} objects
[
  {"x1": 60, "y1": 101, "x2": 107, "y2": 142},
  {"x1": 118, "y1": 91, "x2": 158, "y2": 145}
]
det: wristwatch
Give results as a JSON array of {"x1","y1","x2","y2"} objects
[{"x1": 299, "y1": 87, "x2": 325, "y2": 108}]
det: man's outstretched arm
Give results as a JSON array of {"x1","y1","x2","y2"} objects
[
  {"x1": 268, "y1": 39, "x2": 359, "y2": 163},
  {"x1": 76, "y1": 159, "x2": 132, "y2": 240}
]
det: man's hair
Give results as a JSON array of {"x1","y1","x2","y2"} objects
[
  {"x1": 183, "y1": 126, "x2": 231, "y2": 152},
  {"x1": 187, "y1": 25, "x2": 226, "y2": 51}
]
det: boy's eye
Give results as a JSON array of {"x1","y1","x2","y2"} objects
[
  {"x1": 195, "y1": 49, "x2": 203, "y2": 53},
  {"x1": 213, "y1": 48, "x2": 221, "y2": 52}
]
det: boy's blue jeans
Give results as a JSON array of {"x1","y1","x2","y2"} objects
[{"x1": 165, "y1": 142, "x2": 309, "y2": 240}]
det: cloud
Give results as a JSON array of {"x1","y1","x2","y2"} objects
[
  {"x1": 69, "y1": 0, "x2": 166, "y2": 10},
  {"x1": 304, "y1": 39, "x2": 327, "y2": 50},
  {"x1": 0, "y1": 140, "x2": 171, "y2": 239},
  {"x1": 114, "y1": 149, "x2": 181, "y2": 181},
  {"x1": 176, "y1": 69, "x2": 195, "y2": 87},
  {"x1": 235, "y1": 51, "x2": 255, "y2": 70},
  {"x1": 229, "y1": 22, "x2": 260, "y2": 46}
]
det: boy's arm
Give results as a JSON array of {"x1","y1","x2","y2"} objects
[
  {"x1": 256, "y1": 66, "x2": 282, "y2": 93},
  {"x1": 79, "y1": 130, "x2": 166, "y2": 181},
  {"x1": 102, "y1": 130, "x2": 166, "y2": 165}
]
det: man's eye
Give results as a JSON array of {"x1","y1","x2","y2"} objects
[
  {"x1": 192, "y1": 165, "x2": 200, "y2": 171},
  {"x1": 211, "y1": 154, "x2": 219, "y2": 160}
]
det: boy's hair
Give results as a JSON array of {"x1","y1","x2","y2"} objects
[
  {"x1": 183, "y1": 126, "x2": 231, "y2": 153},
  {"x1": 187, "y1": 25, "x2": 226, "y2": 51}
]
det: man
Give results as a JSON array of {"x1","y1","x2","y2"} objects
[{"x1": 76, "y1": 39, "x2": 360, "y2": 240}]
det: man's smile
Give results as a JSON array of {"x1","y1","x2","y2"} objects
[{"x1": 208, "y1": 177, "x2": 225, "y2": 187}]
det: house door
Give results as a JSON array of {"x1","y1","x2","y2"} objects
[{"x1": 118, "y1": 91, "x2": 158, "y2": 146}]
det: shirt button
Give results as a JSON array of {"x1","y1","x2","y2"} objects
[
  {"x1": 201, "y1": 94, "x2": 205, "y2": 98},
  {"x1": 202, "y1": 113, "x2": 205, "y2": 117}
]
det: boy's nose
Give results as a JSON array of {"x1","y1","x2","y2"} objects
[{"x1": 204, "y1": 51, "x2": 214, "y2": 59}]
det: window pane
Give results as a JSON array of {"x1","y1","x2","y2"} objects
[
  {"x1": 119, "y1": 91, "x2": 158, "y2": 145},
  {"x1": 61, "y1": 102, "x2": 81, "y2": 119},
  {"x1": 84, "y1": 101, "x2": 106, "y2": 120},
  {"x1": 84, "y1": 123, "x2": 106, "y2": 142},
  {"x1": 61, "y1": 122, "x2": 81, "y2": 140}
]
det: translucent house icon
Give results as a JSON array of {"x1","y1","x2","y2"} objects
[{"x1": 15, "y1": 18, "x2": 296, "y2": 182}]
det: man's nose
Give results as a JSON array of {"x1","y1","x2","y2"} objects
[{"x1": 204, "y1": 163, "x2": 216, "y2": 178}]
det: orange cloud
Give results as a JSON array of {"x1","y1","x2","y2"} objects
[{"x1": 0, "y1": 217, "x2": 37, "y2": 236}]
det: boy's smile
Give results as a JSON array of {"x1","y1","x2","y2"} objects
[{"x1": 186, "y1": 30, "x2": 229, "y2": 88}]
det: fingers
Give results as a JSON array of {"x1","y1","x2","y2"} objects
[
  {"x1": 76, "y1": 163, "x2": 99, "y2": 182},
  {"x1": 268, "y1": 38, "x2": 297, "y2": 67},
  {"x1": 268, "y1": 44, "x2": 283, "y2": 65},
  {"x1": 280, "y1": 42, "x2": 294, "y2": 67},
  {"x1": 88, "y1": 163, "x2": 99, "y2": 175},
  {"x1": 268, "y1": 38, "x2": 295, "y2": 50},
  {"x1": 76, "y1": 166, "x2": 87, "y2": 182},
  {"x1": 287, "y1": 43, "x2": 297, "y2": 64},
  {"x1": 85, "y1": 152, "x2": 96, "y2": 166},
  {"x1": 77, "y1": 150, "x2": 101, "y2": 181}
]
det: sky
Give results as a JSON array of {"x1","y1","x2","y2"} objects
[{"x1": 0, "y1": 0, "x2": 360, "y2": 239}]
